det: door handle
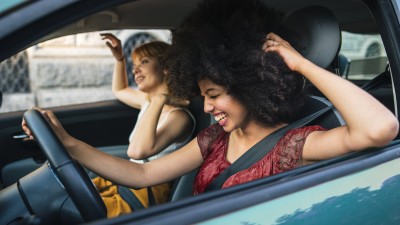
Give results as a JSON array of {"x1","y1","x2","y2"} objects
[{"x1": 13, "y1": 133, "x2": 30, "y2": 141}]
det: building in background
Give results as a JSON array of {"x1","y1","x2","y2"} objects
[{"x1": 0, "y1": 30, "x2": 170, "y2": 112}]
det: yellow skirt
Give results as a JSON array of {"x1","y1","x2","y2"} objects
[{"x1": 92, "y1": 177, "x2": 171, "y2": 218}]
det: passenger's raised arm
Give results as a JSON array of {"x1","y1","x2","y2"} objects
[{"x1": 101, "y1": 33, "x2": 147, "y2": 109}]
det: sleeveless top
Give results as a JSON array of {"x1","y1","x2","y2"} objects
[
  {"x1": 193, "y1": 123, "x2": 325, "y2": 195},
  {"x1": 129, "y1": 100, "x2": 196, "y2": 163}
]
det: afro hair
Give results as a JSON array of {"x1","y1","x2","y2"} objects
[{"x1": 162, "y1": 0, "x2": 306, "y2": 126}]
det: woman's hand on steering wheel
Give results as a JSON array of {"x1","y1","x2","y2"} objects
[{"x1": 22, "y1": 108, "x2": 73, "y2": 145}]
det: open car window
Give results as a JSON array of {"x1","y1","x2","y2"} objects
[
  {"x1": 0, "y1": 29, "x2": 171, "y2": 113},
  {"x1": 0, "y1": 30, "x2": 387, "y2": 113},
  {"x1": 339, "y1": 31, "x2": 387, "y2": 81}
]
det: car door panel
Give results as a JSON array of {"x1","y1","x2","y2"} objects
[
  {"x1": 98, "y1": 145, "x2": 400, "y2": 225},
  {"x1": 197, "y1": 158, "x2": 400, "y2": 225}
]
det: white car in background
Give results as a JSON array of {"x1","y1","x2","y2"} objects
[{"x1": 339, "y1": 31, "x2": 387, "y2": 79}]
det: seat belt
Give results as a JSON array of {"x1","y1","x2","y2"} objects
[
  {"x1": 361, "y1": 68, "x2": 391, "y2": 92},
  {"x1": 117, "y1": 185, "x2": 146, "y2": 210},
  {"x1": 205, "y1": 105, "x2": 333, "y2": 192}
]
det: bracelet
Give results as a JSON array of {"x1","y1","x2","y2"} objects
[{"x1": 116, "y1": 56, "x2": 125, "y2": 61}]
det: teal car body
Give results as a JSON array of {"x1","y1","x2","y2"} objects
[
  {"x1": 201, "y1": 156, "x2": 400, "y2": 225},
  {"x1": 0, "y1": 0, "x2": 400, "y2": 224}
]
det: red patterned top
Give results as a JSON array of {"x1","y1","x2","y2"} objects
[{"x1": 193, "y1": 123, "x2": 325, "y2": 195}]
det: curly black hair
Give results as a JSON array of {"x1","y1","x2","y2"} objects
[{"x1": 162, "y1": 0, "x2": 306, "y2": 127}]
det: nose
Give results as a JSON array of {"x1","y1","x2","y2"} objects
[
  {"x1": 133, "y1": 64, "x2": 141, "y2": 74},
  {"x1": 203, "y1": 99, "x2": 214, "y2": 113}
]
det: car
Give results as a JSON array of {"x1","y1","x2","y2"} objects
[{"x1": 0, "y1": 0, "x2": 399, "y2": 225}]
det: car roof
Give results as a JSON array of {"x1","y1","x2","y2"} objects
[
  {"x1": 42, "y1": 0, "x2": 376, "y2": 40},
  {"x1": 0, "y1": 0, "x2": 376, "y2": 61}
]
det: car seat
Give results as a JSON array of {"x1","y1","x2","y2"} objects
[
  {"x1": 283, "y1": 5, "x2": 345, "y2": 128},
  {"x1": 169, "y1": 96, "x2": 211, "y2": 201}
]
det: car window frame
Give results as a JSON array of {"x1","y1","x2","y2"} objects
[
  {"x1": 365, "y1": 0, "x2": 400, "y2": 118},
  {"x1": 0, "y1": 0, "x2": 130, "y2": 62},
  {"x1": 0, "y1": 0, "x2": 32, "y2": 16}
]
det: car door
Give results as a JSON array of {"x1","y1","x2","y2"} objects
[{"x1": 93, "y1": 147, "x2": 400, "y2": 225}]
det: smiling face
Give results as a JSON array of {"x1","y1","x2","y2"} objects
[
  {"x1": 199, "y1": 79, "x2": 249, "y2": 132},
  {"x1": 132, "y1": 56, "x2": 164, "y2": 93}
]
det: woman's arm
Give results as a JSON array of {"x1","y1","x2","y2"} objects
[
  {"x1": 128, "y1": 94, "x2": 193, "y2": 159},
  {"x1": 300, "y1": 61, "x2": 398, "y2": 160},
  {"x1": 22, "y1": 109, "x2": 202, "y2": 188},
  {"x1": 67, "y1": 137, "x2": 201, "y2": 188},
  {"x1": 264, "y1": 32, "x2": 399, "y2": 161},
  {"x1": 101, "y1": 33, "x2": 147, "y2": 109}
]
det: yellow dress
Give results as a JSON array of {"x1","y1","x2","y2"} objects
[{"x1": 92, "y1": 177, "x2": 171, "y2": 218}]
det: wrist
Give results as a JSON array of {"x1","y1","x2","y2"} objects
[
  {"x1": 296, "y1": 58, "x2": 313, "y2": 75},
  {"x1": 63, "y1": 136, "x2": 78, "y2": 149},
  {"x1": 116, "y1": 56, "x2": 125, "y2": 62}
]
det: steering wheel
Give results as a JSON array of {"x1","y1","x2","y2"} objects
[{"x1": 23, "y1": 109, "x2": 106, "y2": 222}]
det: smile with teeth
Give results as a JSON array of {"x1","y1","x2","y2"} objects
[
  {"x1": 215, "y1": 113, "x2": 228, "y2": 122},
  {"x1": 135, "y1": 76, "x2": 144, "y2": 83}
]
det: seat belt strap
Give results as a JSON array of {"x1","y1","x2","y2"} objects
[
  {"x1": 147, "y1": 187, "x2": 156, "y2": 206},
  {"x1": 117, "y1": 185, "x2": 146, "y2": 211},
  {"x1": 205, "y1": 105, "x2": 333, "y2": 192}
]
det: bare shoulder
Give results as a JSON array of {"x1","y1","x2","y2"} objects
[{"x1": 168, "y1": 108, "x2": 194, "y2": 124}]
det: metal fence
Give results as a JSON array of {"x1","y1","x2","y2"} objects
[{"x1": 0, "y1": 51, "x2": 30, "y2": 93}]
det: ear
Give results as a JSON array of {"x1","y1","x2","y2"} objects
[{"x1": 161, "y1": 68, "x2": 169, "y2": 81}]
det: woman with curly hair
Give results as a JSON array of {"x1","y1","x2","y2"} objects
[{"x1": 22, "y1": 0, "x2": 398, "y2": 209}]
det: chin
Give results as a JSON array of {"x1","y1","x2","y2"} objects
[
  {"x1": 137, "y1": 85, "x2": 147, "y2": 92},
  {"x1": 220, "y1": 124, "x2": 235, "y2": 133}
]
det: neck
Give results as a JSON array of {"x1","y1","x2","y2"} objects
[
  {"x1": 226, "y1": 121, "x2": 286, "y2": 163},
  {"x1": 147, "y1": 84, "x2": 169, "y2": 99},
  {"x1": 231, "y1": 121, "x2": 286, "y2": 144}
]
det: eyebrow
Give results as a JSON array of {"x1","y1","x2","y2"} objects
[{"x1": 202, "y1": 88, "x2": 220, "y2": 96}]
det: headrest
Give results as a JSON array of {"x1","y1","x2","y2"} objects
[{"x1": 283, "y1": 6, "x2": 341, "y2": 69}]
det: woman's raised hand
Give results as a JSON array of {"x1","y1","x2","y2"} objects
[
  {"x1": 100, "y1": 33, "x2": 125, "y2": 61},
  {"x1": 262, "y1": 32, "x2": 308, "y2": 73}
]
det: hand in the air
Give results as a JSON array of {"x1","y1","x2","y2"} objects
[{"x1": 100, "y1": 33, "x2": 125, "y2": 61}]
